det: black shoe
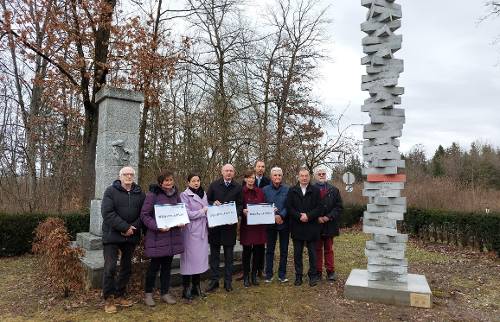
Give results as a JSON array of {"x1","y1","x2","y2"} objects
[
  {"x1": 294, "y1": 275, "x2": 303, "y2": 286},
  {"x1": 309, "y1": 276, "x2": 318, "y2": 287},
  {"x1": 327, "y1": 271, "x2": 337, "y2": 281},
  {"x1": 205, "y1": 280, "x2": 219, "y2": 293},
  {"x1": 251, "y1": 272, "x2": 259, "y2": 286},
  {"x1": 317, "y1": 272, "x2": 323, "y2": 280},
  {"x1": 243, "y1": 274, "x2": 251, "y2": 288},
  {"x1": 224, "y1": 281, "x2": 233, "y2": 292},
  {"x1": 182, "y1": 286, "x2": 193, "y2": 300}
]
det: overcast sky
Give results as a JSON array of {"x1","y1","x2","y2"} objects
[{"x1": 312, "y1": 0, "x2": 500, "y2": 158}]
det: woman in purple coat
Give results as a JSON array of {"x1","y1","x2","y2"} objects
[
  {"x1": 140, "y1": 170, "x2": 185, "y2": 307},
  {"x1": 179, "y1": 174, "x2": 209, "y2": 300}
]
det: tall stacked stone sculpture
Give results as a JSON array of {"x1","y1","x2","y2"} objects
[
  {"x1": 76, "y1": 87, "x2": 143, "y2": 287},
  {"x1": 344, "y1": 0, "x2": 432, "y2": 307}
]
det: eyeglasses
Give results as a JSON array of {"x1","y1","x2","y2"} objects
[{"x1": 318, "y1": 173, "x2": 326, "y2": 176}]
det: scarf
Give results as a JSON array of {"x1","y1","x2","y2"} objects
[{"x1": 188, "y1": 186, "x2": 205, "y2": 199}]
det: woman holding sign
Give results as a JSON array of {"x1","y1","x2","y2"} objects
[
  {"x1": 240, "y1": 169, "x2": 267, "y2": 288},
  {"x1": 179, "y1": 174, "x2": 209, "y2": 300},
  {"x1": 140, "y1": 171, "x2": 185, "y2": 307}
]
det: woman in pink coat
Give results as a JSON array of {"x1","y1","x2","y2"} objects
[{"x1": 179, "y1": 173, "x2": 209, "y2": 300}]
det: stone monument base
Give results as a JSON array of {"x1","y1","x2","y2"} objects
[
  {"x1": 77, "y1": 240, "x2": 244, "y2": 288},
  {"x1": 344, "y1": 269, "x2": 432, "y2": 308}
]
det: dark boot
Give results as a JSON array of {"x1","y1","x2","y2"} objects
[
  {"x1": 182, "y1": 285, "x2": 193, "y2": 300},
  {"x1": 224, "y1": 280, "x2": 233, "y2": 292},
  {"x1": 205, "y1": 280, "x2": 219, "y2": 293},
  {"x1": 243, "y1": 273, "x2": 251, "y2": 288},
  {"x1": 251, "y1": 271, "x2": 259, "y2": 286},
  {"x1": 182, "y1": 275, "x2": 193, "y2": 300},
  {"x1": 191, "y1": 282, "x2": 206, "y2": 298}
]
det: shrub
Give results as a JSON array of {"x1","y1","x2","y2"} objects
[
  {"x1": 339, "y1": 204, "x2": 365, "y2": 228},
  {"x1": 404, "y1": 208, "x2": 500, "y2": 256},
  {"x1": 0, "y1": 212, "x2": 89, "y2": 257},
  {"x1": 32, "y1": 218, "x2": 84, "y2": 297}
]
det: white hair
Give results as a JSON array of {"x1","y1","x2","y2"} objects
[
  {"x1": 270, "y1": 167, "x2": 283, "y2": 175},
  {"x1": 119, "y1": 166, "x2": 135, "y2": 176},
  {"x1": 314, "y1": 167, "x2": 327, "y2": 175}
]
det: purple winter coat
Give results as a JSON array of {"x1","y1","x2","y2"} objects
[
  {"x1": 140, "y1": 184, "x2": 184, "y2": 258},
  {"x1": 179, "y1": 188, "x2": 209, "y2": 275}
]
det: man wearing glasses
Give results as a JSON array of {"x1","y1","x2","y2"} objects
[
  {"x1": 313, "y1": 167, "x2": 343, "y2": 282},
  {"x1": 101, "y1": 166, "x2": 145, "y2": 313}
]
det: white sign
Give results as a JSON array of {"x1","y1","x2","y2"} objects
[
  {"x1": 342, "y1": 172, "x2": 356, "y2": 185},
  {"x1": 247, "y1": 203, "x2": 275, "y2": 225},
  {"x1": 154, "y1": 203, "x2": 190, "y2": 229},
  {"x1": 207, "y1": 202, "x2": 238, "y2": 228}
]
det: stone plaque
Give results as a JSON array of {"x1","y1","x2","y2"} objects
[{"x1": 410, "y1": 293, "x2": 431, "y2": 308}]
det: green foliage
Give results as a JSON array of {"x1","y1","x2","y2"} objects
[
  {"x1": 338, "y1": 204, "x2": 365, "y2": 228},
  {"x1": 404, "y1": 208, "x2": 500, "y2": 256},
  {"x1": 0, "y1": 213, "x2": 89, "y2": 257}
]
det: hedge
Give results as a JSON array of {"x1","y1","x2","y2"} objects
[
  {"x1": 1, "y1": 206, "x2": 498, "y2": 257},
  {"x1": 404, "y1": 208, "x2": 500, "y2": 256},
  {"x1": 0, "y1": 213, "x2": 89, "y2": 257}
]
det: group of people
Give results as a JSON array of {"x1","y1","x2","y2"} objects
[{"x1": 100, "y1": 161, "x2": 343, "y2": 314}]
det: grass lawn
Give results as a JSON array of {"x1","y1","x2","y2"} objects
[{"x1": 0, "y1": 229, "x2": 498, "y2": 321}]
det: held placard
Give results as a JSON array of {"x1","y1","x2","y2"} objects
[
  {"x1": 247, "y1": 203, "x2": 275, "y2": 225},
  {"x1": 154, "y1": 203, "x2": 190, "y2": 229},
  {"x1": 207, "y1": 202, "x2": 238, "y2": 227}
]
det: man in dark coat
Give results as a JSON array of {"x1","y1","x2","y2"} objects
[
  {"x1": 206, "y1": 164, "x2": 243, "y2": 292},
  {"x1": 254, "y1": 160, "x2": 271, "y2": 188},
  {"x1": 286, "y1": 168, "x2": 322, "y2": 287},
  {"x1": 314, "y1": 168, "x2": 343, "y2": 281},
  {"x1": 101, "y1": 166, "x2": 145, "y2": 314}
]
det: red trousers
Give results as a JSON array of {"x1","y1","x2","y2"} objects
[{"x1": 316, "y1": 236, "x2": 334, "y2": 273}]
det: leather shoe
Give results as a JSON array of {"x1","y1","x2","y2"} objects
[
  {"x1": 309, "y1": 276, "x2": 318, "y2": 287},
  {"x1": 243, "y1": 274, "x2": 251, "y2": 288},
  {"x1": 294, "y1": 275, "x2": 303, "y2": 286},
  {"x1": 251, "y1": 272, "x2": 259, "y2": 286},
  {"x1": 327, "y1": 271, "x2": 337, "y2": 281},
  {"x1": 224, "y1": 281, "x2": 233, "y2": 292},
  {"x1": 205, "y1": 280, "x2": 219, "y2": 293}
]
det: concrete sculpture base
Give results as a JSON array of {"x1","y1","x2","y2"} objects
[
  {"x1": 78, "y1": 242, "x2": 244, "y2": 288},
  {"x1": 344, "y1": 269, "x2": 432, "y2": 308}
]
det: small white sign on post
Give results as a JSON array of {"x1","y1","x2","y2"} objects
[
  {"x1": 247, "y1": 203, "x2": 275, "y2": 225},
  {"x1": 154, "y1": 203, "x2": 190, "y2": 229},
  {"x1": 207, "y1": 202, "x2": 238, "y2": 228}
]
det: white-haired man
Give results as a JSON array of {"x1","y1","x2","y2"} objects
[
  {"x1": 101, "y1": 166, "x2": 145, "y2": 313},
  {"x1": 313, "y1": 168, "x2": 343, "y2": 281},
  {"x1": 262, "y1": 167, "x2": 290, "y2": 283}
]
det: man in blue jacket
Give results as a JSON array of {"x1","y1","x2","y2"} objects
[{"x1": 262, "y1": 167, "x2": 290, "y2": 283}]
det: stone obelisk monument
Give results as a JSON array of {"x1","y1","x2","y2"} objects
[
  {"x1": 344, "y1": 0, "x2": 432, "y2": 307},
  {"x1": 76, "y1": 87, "x2": 144, "y2": 287}
]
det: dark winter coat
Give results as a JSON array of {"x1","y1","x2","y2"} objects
[
  {"x1": 101, "y1": 180, "x2": 145, "y2": 245},
  {"x1": 206, "y1": 178, "x2": 243, "y2": 246},
  {"x1": 286, "y1": 184, "x2": 322, "y2": 241},
  {"x1": 315, "y1": 183, "x2": 343, "y2": 237},
  {"x1": 140, "y1": 184, "x2": 184, "y2": 258},
  {"x1": 240, "y1": 185, "x2": 267, "y2": 245},
  {"x1": 255, "y1": 175, "x2": 271, "y2": 188}
]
